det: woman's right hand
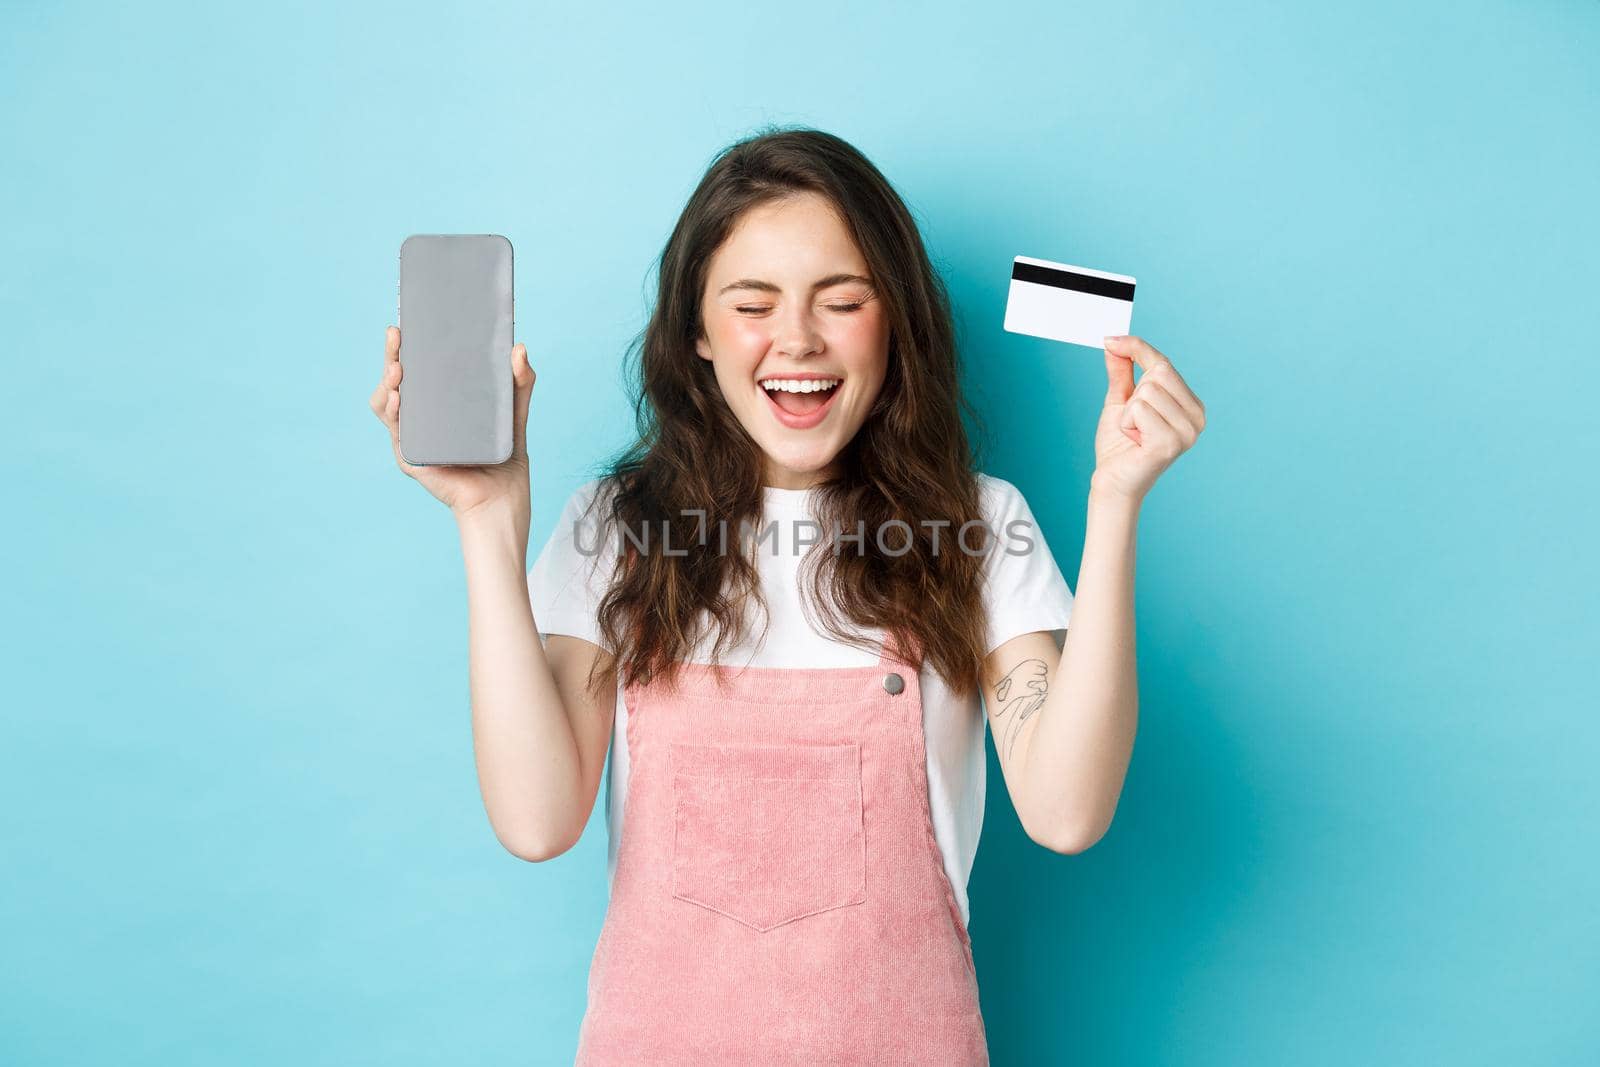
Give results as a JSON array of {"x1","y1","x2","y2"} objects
[{"x1": 368, "y1": 325, "x2": 536, "y2": 520}]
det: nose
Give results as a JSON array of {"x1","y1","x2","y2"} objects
[{"x1": 773, "y1": 302, "x2": 824, "y2": 360}]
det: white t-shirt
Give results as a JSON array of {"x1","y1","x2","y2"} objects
[{"x1": 525, "y1": 473, "x2": 1075, "y2": 928}]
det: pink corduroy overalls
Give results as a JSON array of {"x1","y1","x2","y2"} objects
[{"x1": 573, "y1": 631, "x2": 990, "y2": 1065}]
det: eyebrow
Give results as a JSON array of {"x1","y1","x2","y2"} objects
[{"x1": 716, "y1": 272, "x2": 874, "y2": 297}]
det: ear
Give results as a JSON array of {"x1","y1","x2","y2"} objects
[{"x1": 695, "y1": 333, "x2": 712, "y2": 362}]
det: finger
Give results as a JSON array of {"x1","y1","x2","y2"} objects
[
  {"x1": 1103, "y1": 346, "x2": 1135, "y2": 405},
  {"x1": 510, "y1": 344, "x2": 535, "y2": 459},
  {"x1": 384, "y1": 391, "x2": 418, "y2": 477},
  {"x1": 386, "y1": 325, "x2": 401, "y2": 364},
  {"x1": 374, "y1": 374, "x2": 416, "y2": 477},
  {"x1": 371, "y1": 360, "x2": 399, "y2": 401},
  {"x1": 370, "y1": 350, "x2": 402, "y2": 417},
  {"x1": 1130, "y1": 379, "x2": 1198, "y2": 443},
  {"x1": 390, "y1": 425, "x2": 417, "y2": 478},
  {"x1": 1117, "y1": 398, "x2": 1142, "y2": 445},
  {"x1": 1121, "y1": 393, "x2": 1183, "y2": 457},
  {"x1": 1144, "y1": 362, "x2": 1205, "y2": 429},
  {"x1": 1104, "y1": 335, "x2": 1171, "y2": 379}
]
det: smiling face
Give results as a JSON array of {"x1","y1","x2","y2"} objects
[{"x1": 694, "y1": 191, "x2": 891, "y2": 490}]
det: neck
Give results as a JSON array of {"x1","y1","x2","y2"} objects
[{"x1": 762, "y1": 461, "x2": 840, "y2": 491}]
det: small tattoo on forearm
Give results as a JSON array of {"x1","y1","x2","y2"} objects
[{"x1": 991, "y1": 658, "x2": 1049, "y2": 763}]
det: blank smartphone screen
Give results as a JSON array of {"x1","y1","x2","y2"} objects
[{"x1": 396, "y1": 234, "x2": 514, "y2": 466}]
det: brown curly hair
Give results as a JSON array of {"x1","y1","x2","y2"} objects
[{"x1": 579, "y1": 124, "x2": 993, "y2": 698}]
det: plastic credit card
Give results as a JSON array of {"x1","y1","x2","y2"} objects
[{"x1": 1003, "y1": 255, "x2": 1136, "y2": 349}]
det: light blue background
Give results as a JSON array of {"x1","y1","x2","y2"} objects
[{"x1": 3, "y1": 2, "x2": 1596, "y2": 1064}]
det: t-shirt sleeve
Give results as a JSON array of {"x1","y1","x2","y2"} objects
[
  {"x1": 526, "y1": 478, "x2": 615, "y2": 652},
  {"x1": 979, "y1": 475, "x2": 1075, "y2": 656}
]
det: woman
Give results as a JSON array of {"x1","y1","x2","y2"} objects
[{"x1": 368, "y1": 126, "x2": 1205, "y2": 1064}]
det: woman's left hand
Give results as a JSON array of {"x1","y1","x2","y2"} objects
[{"x1": 1091, "y1": 335, "x2": 1207, "y2": 504}]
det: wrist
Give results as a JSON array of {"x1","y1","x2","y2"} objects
[
  {"x1": 455, "y1": 494, "x2": 528, "y2": 527},
  {"x1": 1088, "y1": 474, "x2": 1143, "y2": 514},
  {"x1": 456, "y1": 498, "x2": 530, "y2": 558}
]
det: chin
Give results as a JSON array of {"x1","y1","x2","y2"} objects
[{"x1": 760, "y1": 440, "x2": 843, "y2": 478}]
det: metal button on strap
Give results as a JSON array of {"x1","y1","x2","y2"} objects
[{"x1": 882, "y1": 672, "x2": 904, "y2": 695}]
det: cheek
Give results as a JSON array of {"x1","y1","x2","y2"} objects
[
  {"x1": 723, "y1": 317, "x2": 771, "y2": 350},
  {"x1": 834, "y1": 309, "x2": 890, "y2": 374},
  {"x1": 704, "y1": 317, "x2": 768, "y2": 381}
]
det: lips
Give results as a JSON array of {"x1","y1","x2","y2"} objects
[{"x1": 760, "y1": 380, "x2": 841, "y2": 430}]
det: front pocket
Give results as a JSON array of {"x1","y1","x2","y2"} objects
[{"x1": 670, "y1": 741, "x2": 866, "y2": 932}]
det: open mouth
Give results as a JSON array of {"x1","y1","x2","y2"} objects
[{"x1": 758, "y1": 375, "x2": 842, "y2": 429}]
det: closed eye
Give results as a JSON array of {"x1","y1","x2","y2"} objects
[{"x1": 735, "y1": 302, "x2": 865, "y2": 315}]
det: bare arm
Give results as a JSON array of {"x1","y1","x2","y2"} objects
[
  {"x1": 983, "y1": 333, "x2": 1206, "y2": 854},
  {"x1": 982, "y1": 486, "x2": 1140, "y2": 854},
  {"x1": 368, "y1": 325, "x2": 613, "y2": 863},
  {"x1": 458, "y1": 502, "x2": 615, "y2": 862}
]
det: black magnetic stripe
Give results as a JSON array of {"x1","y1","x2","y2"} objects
[{"x1": 1012, "y1": 261, "x2": 1135, "y2": 302}]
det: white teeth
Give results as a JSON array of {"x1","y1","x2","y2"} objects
[{"x1": 760, "y1": 378, "x2": 841, "y2": 393}]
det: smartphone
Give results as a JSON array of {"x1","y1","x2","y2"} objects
[{"x1": 396, "y1": 234, "x2": 515, "y2": 465}]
